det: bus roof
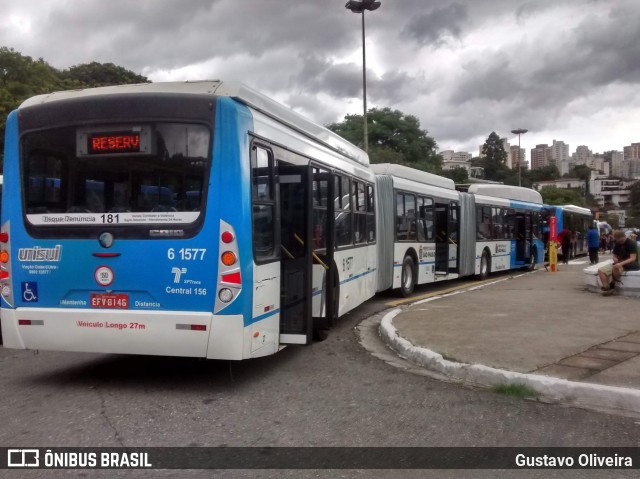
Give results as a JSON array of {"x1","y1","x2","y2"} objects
[
  {"x1": 370, "y1": 163, "x2": 455, "y2": 190},
  {"x1": 19, "y1": 80, "x2": 369, "y2": 168},
  {"x1": 467, "y1": 184, "x2": 542, "y2": 204},
  {"x1": 556, "y1": 204, "x2": 593, "y2": 215}
]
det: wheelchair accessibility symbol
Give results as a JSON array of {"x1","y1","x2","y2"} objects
[{"x1": 21, "y1": 282, "x2": 38, "y2": 302}]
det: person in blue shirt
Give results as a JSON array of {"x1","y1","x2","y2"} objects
[{"x1": 587, "y1": 225, "x2": 600, "y2": 264}]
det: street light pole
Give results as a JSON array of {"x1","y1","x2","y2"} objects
[
  {"x1": 511, "y1": 128, "x2": 528, "y2": 187},
  {"x1": 345, "y1": 0, "x2": 381, "y2": 154}
]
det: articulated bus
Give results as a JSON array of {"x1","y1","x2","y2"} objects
[
  {"x1": 0, "y1": 81, "x2": 378, "y2": 359},
  {"x1": 1, "y1": 81, "x2": 545, "y2": 359},
  {"x1": 372, "y1": 165, "x2": 544, "y2": 296},
  {"x1": 545, "y1": 204, "x2": 593, "y2": 258}
]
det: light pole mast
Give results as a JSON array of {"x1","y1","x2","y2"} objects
[
  {"x1": 345, "y1": 0, "x2": 381, "y2": 154},
  {"x1": 511, "y1": 128, "x2": 528, "y2": 186}
]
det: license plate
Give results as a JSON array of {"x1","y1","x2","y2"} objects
[{"x1": 90, "y1": 293, "x2": 129, "y2": 309}]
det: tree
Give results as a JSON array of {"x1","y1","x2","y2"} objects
[
  {"x1": 441, "y1": 166, "x2": 469, "y2": 184},
  {"x1": 61, "y1": 62, "x2": 149, "y2": 88},
  {"x1": 327, "y1": 107, "x2": 442, "y2": 173},
  {"x1": 529, "y1": 165, "x2": 560, "y2": 183},
  {"x1": 477, "y1": 132, "x2": 508, "y2": 181},
  {"x1": 539, "y1": 186, "x2": 585, "y2": 206}
]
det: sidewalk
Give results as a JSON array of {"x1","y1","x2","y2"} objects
[{"x1": 379, "y1": 256, "x2": 640, "y2": 416}]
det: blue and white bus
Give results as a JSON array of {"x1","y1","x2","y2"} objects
[
  {"x1": 544, "y1": 204, "x2": 593, "y2": 259},
  {"x1": 469, "y1": 184, "x2": 545, "y2": 278},
  {"x1": 372, "y1": 165, "x2": 544, "y2": 296},
  {"x1": 0, "y1": 81, "x2": 548, "y2": 359},
  {"x1": 0, "y1": 81, "x2": 378, "y2": 359}
]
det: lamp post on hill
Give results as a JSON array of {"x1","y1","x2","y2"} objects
[
  {"x1": 345, "y1": 0, "x2": 381, "y2": 154},
  {"x1": 511, "y1": 128, "x2": 528, "y2": 186}
]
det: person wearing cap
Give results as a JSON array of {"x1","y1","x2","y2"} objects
[{"x1": 597, "y1": 230, "x2": 639, "y2": 295}]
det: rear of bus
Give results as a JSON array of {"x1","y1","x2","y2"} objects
[{"x1": 0, "y1": 82, "x2": 271, "y2": 360}]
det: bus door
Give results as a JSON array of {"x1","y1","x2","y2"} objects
[
  {"x1": 278, "y1": 163, "x2": 313, "y2": 344},
  {"x1": 448, "y1": 201, "x2": 459, "y2": 274},
  {"x1": 310, "y1": 167, "x2": 334, "y2": 333},
  {"x1": 515, "y1": 212, "x2": 531, "y2": 261},
  {"x1": 434, "y1": 202, "x2": 449, "y2": 275}
]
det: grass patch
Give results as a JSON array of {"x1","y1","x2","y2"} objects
[{"x1": 491, "y1": 383, "x2": 538, "y2": 399}]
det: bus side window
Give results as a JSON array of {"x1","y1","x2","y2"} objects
[
  {"x1": 353, "y1": 180, "x2": 367, "y2": 245},
  {"x1": 251, "y1": 145, "x2": 276, "y2": 260},
  {"x1": 366, "y1": 184, "x2": 376, "y2": 243},
  {"x1": 334, "y1": 174, "x2": 352, "y2": 247},
  {"x1": 477, "y1": 206, "x2": 491, "y2": 240}
]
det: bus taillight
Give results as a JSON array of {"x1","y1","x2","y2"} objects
[
  {"x1": 221, "y1": 231, "x2": 234, "y2": 243},
  {"x1": 0, "y1": 232, "x2": 8, "y2": 243},
  {"x1": 0, "y1": 250, "x2": 9, "y2": 263},
  {"x1": 214, "y1": 219, "x2": 242, "y2": 314},
  {"x1": 221, "y1": 251, "x2": 237, "y2": 266}
]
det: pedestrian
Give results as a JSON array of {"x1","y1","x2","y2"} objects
[
  {"x1": 597, "y1": 230, "x2": 640, "y2": 295},
  {"x1": 607, "y1": 232, "x2": 614, "y2": 253},
  {"x1": 600, "y1": 232, "x2": 607, "y2": 253},
  {"x1": 558, "y1": 226, "x2": 572, "y2": 264},
  {"x1": 587, "y1": 225, "x2": 600, "y2": 264}
]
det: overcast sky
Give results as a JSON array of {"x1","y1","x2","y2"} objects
[{"x1": 2, "y1": 0, "x2": 639, "y2": 161}]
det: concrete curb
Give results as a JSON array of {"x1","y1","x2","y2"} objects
[{"x1": 380, "y1": 308, "x2": 640, "y2": 417}]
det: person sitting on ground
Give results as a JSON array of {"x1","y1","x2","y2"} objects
[{"x1": 597, "y1": 230, "x2": 639, "y2": 295}]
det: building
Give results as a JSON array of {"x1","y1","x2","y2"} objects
[
  {"x1": 589, "y1": 171, "x2": 636, "y2": 208},
  {"x1": 551, "y1": 140, "x2": 569, "y2": 163},
  {"x1": 609, "y1": 151, "x2": 624, "y2": 177},
  {"x1": 530, "y1": 144, "x2": 552, "y2": 170},
  {"x1": 623, "y1": 142, "x2": 640, "y2": 160},
  {"x1": 509, "y1": 145, "x2": 525, "y2": 170},
  {"x1": 573, "y1": 145, "x2": 594, "y2": 166},
  {"x1": 532, "y1": 178, "x2": 586, "y2": 193},
  {"x1": 441, "y1": 150, "x2": 472, "y2": 171},
  {"x1": 452, "y1": 152, "x2": 472, "y2": 162}
]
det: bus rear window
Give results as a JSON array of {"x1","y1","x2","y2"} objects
[{"x1": 22, "y1": 123, "x2": 210, "y2": 228}]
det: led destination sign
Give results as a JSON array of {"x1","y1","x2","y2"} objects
[
  {"x1": 76, "y1": 126, "x2": 151, "y2": 157},
  {"x1": 88, "y1": 132, "x2": 141, "y2": 155}
]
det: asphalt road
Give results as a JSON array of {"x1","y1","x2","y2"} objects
[{"x1": 1, "y1": 275, "x2": 639, "y2": 478}]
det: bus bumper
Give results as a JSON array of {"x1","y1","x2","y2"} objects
[{"x1": 1, "y1": 308, "x2": 280, "y2": 360}]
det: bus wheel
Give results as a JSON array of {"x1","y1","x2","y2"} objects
[
  {"x1": 400, "y1": 255, "x2": 416, "y2": 297},
  {"x1": 479, "y1": 251, "x2": 491, "y2": 280}
]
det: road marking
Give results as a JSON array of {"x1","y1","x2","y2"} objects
[{"x1": 385, "y1": 277, "x2": 501, "y2": 306}]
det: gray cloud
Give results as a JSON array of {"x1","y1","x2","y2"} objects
[{"x1": 402, "y1": 3, "x2": 468, "y2": 46}]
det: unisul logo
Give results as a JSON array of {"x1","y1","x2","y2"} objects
[{"x1": 18, "y1": 245, "x2": 62, "y2": 262}]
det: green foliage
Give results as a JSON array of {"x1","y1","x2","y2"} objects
[
  {"x1": 570, "y1": 164, "x2": 593, "y2": 181},
  {"x1": 61, "y1": 62, "x2": 148, "y2": 88},
  {"x1": 0, "y1": 47, "x2": 149, "y2": 168},
  {"x1": 441, "y1": 166, "x2": 469, "y2": 184},
  {"x1": 529, "y1": 165, "x2": 560, "y2": 183},
  {"x1": 478, "y1": 131, "x2": 508, "y2": 180},
  {"x1": 539, "y1": 186, "x2": 585, "y2": 206},
  {"x1": 327, "y1": 107, "x2": 442, "y2": 173}
]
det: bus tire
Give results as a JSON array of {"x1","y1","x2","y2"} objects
[
  {"x1": 400, "y1": 255, "x2": 416, "y2": 297},
  {"x1": 479, "y1": 250, "x2": 491, "y2": 280}
]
